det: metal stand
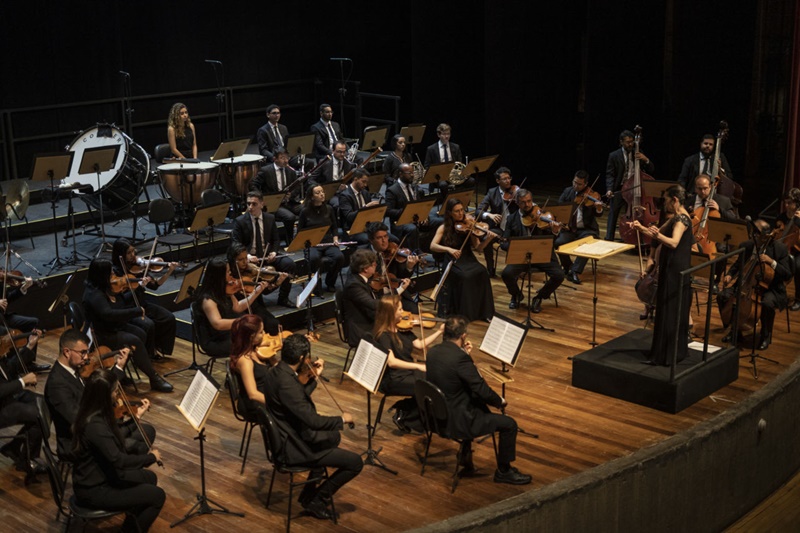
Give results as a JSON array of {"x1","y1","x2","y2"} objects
[
  {"x1": 498, "y1": 363, "x2": 537, "y2": 439},
  {"x1": 170, "y1": 427, "x2": 244, "y2": 527},
  {"x1": 62, "y1": 191, "x2": 91, "y2": 266},
  {"x1": 92, "y1": 164, "x2": 113, "y2": 257},
  {"x1": 522, "y1": 253, "x2": 554, "y2": 332},
  {"x1": 361, "y1": 390, "x2": 397, "y2": 474},
  {"x1": 739, "y1": 279, "x2": 779, "y2": 380},
  {"x1": 44, "y1": 171, "x2": 66, "y2": 271}
]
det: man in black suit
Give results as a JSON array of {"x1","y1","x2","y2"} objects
[
  {"x1": 44, "y1": 329, "x2": 155, "y2": 457},
  {"x1": 685, "y1": 174, "x2": 737, "y2": 222},
  {"x1": 250, "y1": 147, "x2": 302, "y2": 239},
  {"x1": 263, "y1": 334, "x2": 362, "y2": 519},
  {"x1": 423, "y1": 123, "x2": 474, "y2": 197},
  {"x1": 339, "y1": 169, "x2": 381, "y2": 244},
  {"x1": 677, "y1": 134, "x2": 734, "y2": 192},
  {"x1": 1, "y1": 278, "x2": 50, "y2": 373},
  {"x1": 555, "y1": 170, "x2": 603, "y2": 284},
  {"x1": 308, "y1": 140, "x2": 353, "y2": 210},
  {"x1": 310, "y1": 103, "x2": 343, "y2": 161},
  {"x1": 604, "y1": 129, "x2": 654, "y2": 241},
  {"x1": 341, "y1": 249, "x2": 379, "y2": 342},
  {"x1": 232, "y1": 191, "x2": 297, "y2": 307},
  {"x1": 385, "y1": 163, "x2": 442, "y2": 250},
  {"x1": 364, "y1": 222, "x2": 417, "y2": 313},
  {"x1": 477, "y1": 166, "x2": 519, "y2": 276},
  {"x1": 256, "y1": 104, "x2": 289, "y2": 162},
  {"x1": 426, "y1": 316, "x2": 531, "y2": 485}
]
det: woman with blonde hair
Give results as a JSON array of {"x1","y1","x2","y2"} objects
[{"x1": 167, "y1": 102, "x2": 197, "y2": 159}]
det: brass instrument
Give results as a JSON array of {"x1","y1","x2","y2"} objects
[
  {"x1": 448, "y1": 161, "x2": 468, "y2": 185},
  {"x1": 411, "y1": 161, "x2": 425, "y2": 185},
  {"x1": 346, "y1": 140, "x2": 359, "y2": 163}
]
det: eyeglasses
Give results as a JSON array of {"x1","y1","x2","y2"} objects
[
  {"x1": 269, "y1": 111, "x2": 281, "y2": 115},
  {"x1": 246, "y1": 201, "x2": 260, "y2": 206},
  {"x1": 67, "y1": 347, "x2": 90, "y2": 356}
]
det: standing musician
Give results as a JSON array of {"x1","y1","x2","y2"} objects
[
  {"x1": 365, "y1": 222, "x2": 418, "y2": 313},
  {"x1": 44, "y1": 329, "x2": 156, "y2": 458},
  {"x1": 229, "y1": 314, "x2": 272, "y2": 419},
  {"x1": 308, "y1": 140, "x2": 353, "y2": 209},
  {"x1": 501, "y1": 189, "x2": 565, "y2": 313},
  {"x1": 166, "y1": 102, "x2": 197, "y2": 159},
  {"x1": 373, "y1": 294, "x2": 440, "y2": 433},
  {"x1": 256, "y1": 104, "x2": 289, "y2": 162},
  {"x1": 423, "y1": 123, "x2": 474, "y2": 197},
  {"x1": 0, "y1": 274, "x2": 49, "y2": 373},
  {"x1": 82, "y1": 259, "x2": 173, "y2": 393},
  {"x1": 678, "y1": 133, "x2": 734, "y2": 192},
  {"x1": 604, "y1": 129, "x2": 654, "y2": 241},
  {"x1": 341, "y1": 249, "x2": 380, "y2": 341},
  {"x1": 112, "y1": 238, "x2": 178, "y2": 360},
  {"x1": 382, "y1": 134, "x2": 413, "y2": 186},
  {"x1": 555, "y1": 170, "x2": 603, "y2": 285},
  {"x1": 425, "y1": 316, "x2": 531, "y2": 485},
  {"x1": 250, "y1": 147, "x2": 302, "y2": 241},
  {"x1": 71, "y1": 369, "x2": 165, "y2": 533},
  {"x1": 232, "y1": 191, "x2": 297, "y2": 307},
  {"x1": 477, "y1": 166, "x2": 519, "y2": 276},
  {"x1": 263, "y1": 334, "x2": 363, "y2": 520},
  {"x1": 226, "y1": 244, "x2": 285, "y2": 335},
  {"x1": 339, "y1": 168, "x2": 381, "y2": 244},
  {"x1": 776, "y1": 188, "x2": 800, "y2": 311},
  {"x1": 310, "y1": 103, "x2": 343, "y2": 162},
  {"x1": 430, "y1": 198, "x2": 495, "y2": 322},
  {"x1": 298, "y1": 185, "x2": 345, "y2": 294},
  {"x1": 718, "y1": 219, "x2": 792, "y2": 350}
]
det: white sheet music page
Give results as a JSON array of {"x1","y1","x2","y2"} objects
[
  {"x1": 480, "y1": 315, "x2": 527, "y2": 366},
  {"x1": 344, "y1": 339, "x2": 389, "y2": 393}
]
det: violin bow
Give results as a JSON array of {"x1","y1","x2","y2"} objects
[
  {"x1": 0, "y1": 313, "x2": 32, "y2": 382},
  {"x1": 1, "y1": 242, "x2": 9, "y2": 301},
  {"x1": 117, "y1": 256, "x2": 142, "y2": 312},
  {"x1": 113, "y1": 376, "x2": 163, "y2": 468},
  {"x1": 303, "y1": 354, "x2": 354, "y2": 429},
  {"x1": 142, "y1": 238, "x2": 158, "y2": 281},
  {"x1": 417, "y1": 302, "x2": 427, "y2": 362},
  {"x1": 255, "y1": 243, "x2": 271, "y2": 285},
  {"x1": 234, "y1": 262, "x2": 253, "y2": 315}
]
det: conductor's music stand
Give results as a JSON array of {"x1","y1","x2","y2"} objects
[
  {"x1": 31, "y1": 152, "x2": 75, "y2": 270},
  {"x1": 77, "y1": 146, "x2": 119, "y2": 257},
  {"x1": 165, "y1": 263, "x2": 206, "y2": 378},
  {"x1": 506, "y1": 236, "x2": 557, "y2": 331},
  {"x1": 209, "y1": 137, "x2": 250, "y2": 162},
  {"x1": 362, "y1": 127, "x2": 389, "y2": 151},
  {"x1": 348, "y1": 204, "x2": 388, "y2": 236}
]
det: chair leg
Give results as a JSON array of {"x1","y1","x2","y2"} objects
[
  {"x1": 286, "y1": 472, "x2": 293, "y2": 533},
  {"x1": 372, "y1": 396, "x2": 388, "y2": 438},
  {"x1": 339, "y1": 346, "x2": 354, "y2": 384},
  {"x1": 787, "y1": 306, "x2": 791, "y2": 333},
  {"x1": 420, "y1": 433, "x2": 432, "y2": 475},
  {"x1": 238, "y1": 424, "x2": 248, "y2": 457},
  {"x1": 240, "y1": 423, "x2": 254, "y2": 475},
  {"x1": 266, "y1": 469, "x2": 277, "y2": 508}
]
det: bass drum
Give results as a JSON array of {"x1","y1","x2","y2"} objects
[
  {"x1": 215, "y1": 154, "x2": 264, "y2": 199},
  {"x1": 157, "y1": 162, "x2": 219, "y2": 207},
  {"x1": 65, "y1": 124, "x2": 150, "y2": 211}
]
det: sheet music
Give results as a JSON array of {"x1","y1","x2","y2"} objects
[
  {"x1": 176, "y1": 370, "x2": 219, "y2": 432},
  {"x1": 480, "y1": 315, "x2": 527, "y2": 365},
  {"x1": 344, "y1": 339, "x2": 388, "y2": 394},
  {"x1": 573, "y1": 240, "x2": 630, "y2": 255}
]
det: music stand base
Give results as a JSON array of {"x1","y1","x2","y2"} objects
[
  {"x1": 164, "y1": 360, "x2": 205, "y2": 378},
  {"x1": 739, "y1": 351, "x2": 779, "y2": 380},
  {"x1": 170, "y1": 494, "x2": 244, "y2": 528},
  {"x1": 361, "y1": 445, "x2": 398, "y2": 475}
]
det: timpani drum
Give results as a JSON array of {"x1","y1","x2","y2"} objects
[
  {"x1": 215, "y1": 154, "x2": 264, "y2": 199},
  {"x1": 157, "y1": 162, "x2": 219, "y2": 207}
]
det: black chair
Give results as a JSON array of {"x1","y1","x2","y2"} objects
[
  {"x1": 256, "y1": 406, "x2": 336, "y2": 532},
  {"x1": 147, "y1": 198, "x2": 195, "y2": 260},
  {"x1": 225, "y1": 360, "x2": 259, "y2": 475},
  {"x1": 333, "y1": 289, "x2": 359, "y2": 383},
  {"x1": 165, "y1": 301, "x2": 224, "y2": 379},
  {"x1": 153, "y1": 143, "x2": 172, "y2": 164},
  {"x1": 36, "y1": 396, "x2": 73, "y2": 520}
]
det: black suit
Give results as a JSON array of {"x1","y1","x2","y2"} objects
[
  {"x1": 0, "y1": 349, "x2": 42, "y2": 466},
  {"x1": 501, "y1": 211, "x2": 565, "y2": 302},
  {"x1": 250, "y1": 163, "x2": 301, "y2": 238},
  {"x1": 423, "y1": 141, "x2": 463, "y2": 167},
  {"x1": 554, "y1": 186, "x2": 602, "y2": 275},
  {"x1": 604, "y1": 148, "x2": 655, "y2": 240},
  {"x1": 310, "y1": 119, "x2": 343, "y2": 161},
  {"x1": 678, "y1": 152, "x2": 734, "y2": 191},
  {"x1": 477, "y1": 186, "x2": 518, "y2": 273},
  {"x1": 426, "y1": 341, "x2": 517, "y2": 466},
  {"x1": 341, "y1": 273, "x2": 378, "y2": 342},
  {"x1": 231, "y1": 212, "x2": 296, "y2": 301},
  {"x1": 338, "y1": 185, "x2": 374, "y2": 245},
  {"x1": 263, "y1": 360, "x2": 362, "y2": 499},
  {"x1": 256, "y1": 122, "x2": 289, "y2": 161},
  {"x1": 385, "y1": 180, "x2": 423, "y2": 248}
]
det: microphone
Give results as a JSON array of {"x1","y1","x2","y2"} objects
[
  {"x1": 118, "y1": 71, "x2": 130, "y2": 77},
  {"x1": 329, "y1": 57, "x2": 352, "y2": 61},
  {"x1": 204, "y1": 59, "x2": 222, "y2": 64}
]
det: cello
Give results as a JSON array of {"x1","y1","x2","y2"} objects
[
  {"x1": 691, "y1": 175, "x2": 721, "y2": 255},
  {"x1": 618, "y1": 125, "x2": 659, "y2": 247}
]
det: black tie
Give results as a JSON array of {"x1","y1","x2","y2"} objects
[
  {"x1": 254, "y1": 216, "x2": 263, "y2": 257},
  {"x1": 442, "y1": 144, "x2": 449, "y2": 163},
  {"x1": 273, "y1": 126, "x2": 282, "y2": 148},
  {"x1": 327, "y1": 122, "x2": 336, "y2": 146},
  {"x1": 703, "y1": 157, "x2": 710, "y2": 175},
  {"x1": 337, "y1": 161, "x2": 342, "y2": 180}
]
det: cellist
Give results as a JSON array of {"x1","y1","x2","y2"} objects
[{"x1": 775, "y1": 188, "x2": 800, "y2": 311}]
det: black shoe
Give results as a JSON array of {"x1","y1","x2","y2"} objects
[
  {"x1": 791, "y1": 301, "x2": 800, "y2": 312},
  {"x1": 566, "y1": 271, "x2": 582, "y2": 285},
  {"x1": 302, "y1": 496, "x2": 335, "y2": 520},
  {"x1": 493, "y1": 466, "x2": 532, "y2": 485},
  {"x1": 277, "y1": 297, "x2": 294, "y2": 308},
  {"x1": 26, "y1": 458, "x2": 47, "y2": 475},
  {"x1": 758, "y1": 333, "x2": 771, "y2": 351},
  {"x1": 488, "y1": 269, "x2": 496, "y2": 278},
  {"x1": 326, "y1": 284, "x2": 337, "y2": 293},
  {"x1": 149, "y1": 375, "x2": 174, "y2": 393},
  {"x1": 297, "y1": 482, "x2": 319, "y2": 507},
  {"x1": 531, "y1": 297, "x2": 542, "y2": 314},
  {"x1": 508, "y1": 294, "x2": 522, "y2": 310},
  {"x1": 151, "y1": 352, "x2": 167, "y2": 361},
  {"x1": 31, "y1": 363, "x2": 51, "y2": 373},
  {"x1": 392, "y1": 411, "x2": 411, "y2": 433},
  {"x1": 0, "y1": 442, "x2": 22, "y2": 468}
]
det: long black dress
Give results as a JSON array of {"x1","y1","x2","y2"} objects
[
  {"x1": 175, "y1": 127, "x2": 194, "y2": 158},
  {"x1": 650, "y1": 213, "x2": 693, "y2": 365},
  {"x1": 439, "y1": 231, "x2": 495, "y2": 321}
]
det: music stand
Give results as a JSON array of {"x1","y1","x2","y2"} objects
[
  {"x1": 555, "y1": 236, "x2": 634, "y2": 345},
  {"x1": 362, "y1": 126, "x2": 389, "y2": 151},
  {"x1": 399, "y1": 124, "x2": 426, "y2": 147},
  {"x1": 209, "y1": 137, "x2": 249, "y2": 162},
  {"x1": 261, "y1": 192, "x2": 285, "y2": 215},
  {"x1": 286, "y1": 224, "x2": 330, "y2": 253},
  {"x1": 437, "y1": 189, "x2": 475, "y2": 215},
  {"x1": 165, "y1": 263, "x2": 207, "y2": 378},
  {"x1": 31, "y1": 152, "x2": 75, "y2": 270},
  {"x1": 348, "y1": 205, "x2": 388, "y2": 235},
  {"x1": 77, "y1": 146, "x2": 119, "y2": 257},
  {"x1": 367, "y1": 173, "x2": 386, "y2": 194},
  {"x1": 707, "y1": 218, "x2": 749, "y2": 256},
  {"x1": 48, "y1": 271, "x2": 77, "y2": 329},
  {"x1": 642, "y1": 180, "x2": 679, "y2": 212},
  {"x1": 423, "y1": 162, "x2": 455, "y2": 185},
  {"x1": 397, "y1": 198, "x2": 437, "y2": 226},
  {"x1": 319, "y1": 181, "x2": 345, "y2": 204},
  {"x1": 188, "y1": 202, "x2": 229, "y2": 233},
  {"x1": 506, "y1": 236, "x2": 557, "y2": 331},
  {"x1": 285, "y1": 133, "x2": 315, "y2": 158},
  {"x1": 462, "y1": 155, "x2": 499, "y2": 179}
]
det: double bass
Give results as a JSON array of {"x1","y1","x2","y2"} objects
[
  {"x1": 618, "y1": 125, "x2": 659, "y2": 246},
  {"x1": 709, "y1": 121, "x2": 744, "y2": 212}
]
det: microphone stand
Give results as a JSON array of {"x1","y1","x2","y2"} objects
[
  {"x1": 331, "y1": 58, "x2": 350, "y2": 135},
  {"x1": 205, "y1": 60, "x2": 227, "y2": 144},
  {"x1": 119, "y1": 71, "x2": 134, "y2": 135}
]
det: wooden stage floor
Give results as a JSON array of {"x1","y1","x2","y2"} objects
[{"x1": 2, "y1": 234, "x2": 798, "y2": 532}]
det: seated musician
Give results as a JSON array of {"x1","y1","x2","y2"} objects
[
  {"x1": 382, "y1": 134, "x2": 412, "y2": 187},
  {"x1": 385, "y1": 163, "x2": 441, "y2": 251},
  {"x1": 718, "y1": 219, "x2": 792, "y2": 349},
  {"x1": 365, "y1": 222, "x2": 418, "y2": 313},
  {"x1": 227, "y1": 243, "x2": 285, "y2": 335},
  {"x1": 82, "y1": 259, "x2": 173, "y2": 393},
  {"x1": 250, "y1": 148, "x2": 302, "y2": 240},
  {"x1": 501, "y1": 189, "x2": 565, "y2": 313},
  {"x1": 232, "y1": 191, "x2": 297, "y2": 307},
  {"x1": 342, "y1": 249, "x2": 380, "y2": 341},
  {"x1": 678, "y1": 133, "x2": 734, "y2": 192},
  {"x1": 339, "y1": 168, "x2": 382, "y2": 245},
  {"x1": 308, "y1": 140, "x2": 353, "y2": 209},
  {"x1": 373, "y1": 294, "x2": 440, "y2": 433},
  {"x1": 423, "y1": 122, "x2": 474, "y2": 199},
  {"x1": 554, "y1": 170, "x2": 603, "y2": 285},
  {"x1": 0, "y1": 273, "x2": 49, "y2": 373},
  {"x1": 430, "y1": 198, "x2": 496, "y2": 322},
  {"x1": 194, "y1": 259, "x2": 269, "y2": 359},
  {"x1": 229, "y1": 314, "x2": 273, "y2": 419},
  {"x1": 297, "y1": 185, "x2": 345, "y2": 294},
  {"x1": 166, "y1": 102, "x2": 197, "y2": 159},
  {"x1": 476, "y1": 166, "x2": 519, "y2": 276},
  {"x1": 44, "y1": 329, "x2": 156, "y2": 458},
  {"x1": 256, "y1": 104, "x2": 289, "y2": 162},
  {"x1": 310, "y1": 103, "x2": 343, "y2": 162},
  {"x1": 111, "y1": 238, "x2": 178, "y2": 360},
  {"x1": 776, "y1": 188, "x2": 800, "y2": 311}
]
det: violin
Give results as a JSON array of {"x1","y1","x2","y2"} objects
[
  {"x1": 128, "y1": 257, "x2": 187, "y2": 275},
  {"x1": 369, "y1": 272, "x2": 401, "y2": 292},
  {"x1": 521, "y1": 206, "x2": 563, "y2": 232},
  {"x1": 79, "y1": 345, "x2": 133, "y2": 379},
  {"x1": 114, "y1": 397, "x2": 144, "y2": 420},
  {"x1": 298, "y1": 354, "x2": 323, "y2": 385},
  {"x1": 0, "y1": 268, "x2": 47, "y2": 288},
  {"x1": 502, "y1": 185, "x2": 520, "y2": 202},
  {"x1": 257, "y1": 330, "x2": 293, "y2": 360},
  {"x1": 455, "y1": 214, "x2": 491, "y2": 238},
  {"x1": 396, "y1": 312, "x2": 446, "y2": 331},
  {"x1": 109, "y1": 274, "x2": 142, "y2": 293},
  {"x1": 574, "y1": 187, "x2": 607, "y2": 213},
  {"x1": 0, "y1": 329, "x2": 43, "y2": 358}
]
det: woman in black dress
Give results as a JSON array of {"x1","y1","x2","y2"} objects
[
  {"x1": 382, "y1": 134, "x2": 412, "y2": 186},
  {"x1": 430, "y1": 198, "x2": 496, "y2": 322},
  {"x1": 226, "y1": 243, "x2": 284, "y2": 336},
  {"x1": 630, "y1": 184, "x2": 692, "y2": 365},
  {"x1": 229, "y1": 314, "x2": 273, "y2": 418},
  {"x1": 297, "y1": 184, "x2": 345, "y2": 293},
  {"x1": 71, "y1": 369, "x2": 165, "y2": 532},
  {"x1": 167, "y1": 102, "x2": 196, "y2": 159}
]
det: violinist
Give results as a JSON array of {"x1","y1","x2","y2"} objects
[
  {"x1": 718, "y1": 219, "x2": 792, "y2": 350},
  {"x1": 232, "y1": 191, "x2": 297, "y2": 307},
  {"x1": 71, "y1": 369, "x2": 165, "y2": 533},
  {"x1": 298, "y1": 184, "x2": 345, "y2": 294},
  {"x1": 226, "y1": 243, "x2": 283, "y2": 336},
  {"x1": 44, "y1": 329, "x2": 156, "y2": 459},
  {"x1": 0, "y1": 271, "x2": 49, "y2": 373},
  {"x1": 373, "y1": 295, "x2": 441, "y2": 433},
  {"x1": 555, "y1": 170, "x2": 603, "y2": 285},
  {"x1": 229, "y1": 315, "x2": 274, "y2": 420},
  {"x1": 678, "y1": 133, "x2": 734, "y2": 192},
  {"x1": 477, "y1": 167, "x2": 520, "y2": 276},
  {"x1": 112, "y1": 238, "x2": 178, "y2": 360},
  {"x1": 430, "y1": 198, "x2": 495, "y2": 322},
  {"x1": 250, "y1": 147, "x2": 301, "y2": 241},
  {"x1": 339, "y1": 168, "x2": 382, "y2": 244},
  {"x1": 82, "y1": 259, "x2": 173, "y2": 393},
  {"x1": 365, "y1": 222, "x2": 418, "y2": 311},
  {"x1": 501, "y1": 189, "x2": 564, "y2": 313},
  {"x1": 604, "y1": 129, "x2": 654, "y2": 241},
  {"x1": 775, "y1": 188, "x2": 800, "y2": 311},
  {"x1": 262, "y1": 334, "x2": 362, "y2": 520},
  {"x1": 342, "y1": 249, "x2": 380, "y2": 341}
]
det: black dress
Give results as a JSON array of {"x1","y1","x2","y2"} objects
[
  {"x1": 237, "y1": 358, "x2": 269, "y2": 418},
  {"x1": 439, "y1": 231, "x2": 495, "y2": 321},
  {"x1": 175, "y1": 127, "x2": 194, "y2": 158},
  {"x1": 650, "y1": 213, "x2": 693, "y2": 365},
  {"x1": 376, "y1": 331, "x2": 423, "y2": 396}
]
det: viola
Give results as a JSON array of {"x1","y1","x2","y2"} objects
[
  {"x1": 79, "y1": 345, "x2": 133, "y2": 379},
  {"x1": 502, "y1": 185, "x2": 520, "y2": 202},
  {"x1": 0, "y1": 268, "x2": 47, "y2": 288},
  {"x1": 397, "y1": 312, "x2": 446, "y2": 331}
]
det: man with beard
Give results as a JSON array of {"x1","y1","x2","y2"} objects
[
  {"x1": 678, "y1": 133, "x2": 734, "y2": 192},
  {"x1": 604, "y1": 129, "x2": 654, "y2": 241}
]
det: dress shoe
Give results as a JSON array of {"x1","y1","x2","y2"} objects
[
  {"x1": 149, "y1": 375, "x2": 174, "y2": 393},
  {"x1": 327, "y1": 284, "x2": 338, "y2": 293},
  {"x1": 302, "y1": 496, "x2": 335, "y2": 520},
  {"x1": 0, "y1": 442, "x2": 23, "y2": 468},
  {"x1": 31, "y1": 363, "x2": 51, "y2": 374},
  {"x1": 277, "y1": 297, "x2": 294, "y2": 308},
  {"x1": 566, "y1": 271, "x2": 582, "y2": 285},
  {"x1": 508, "y1": 294, "x2": 522, "y2": 310},
  {"x1": 25, "y1": 458, "x2": 47, "y2": 475},
  {"x1": 758, "y1": 332, "x2": 771, "y2": 351},
  {"x1": 392, "y1": 410, "x2": 411, "y2": 433},
  {"x1": 791, "y1": 301, "x2": 800, "y2": 312},
  {"x1": 493, "y1": 466, "x2": 532, "y2": 485},
  {"x1": 531, "y1": 297, "x2": 542, "y2": 314}
]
